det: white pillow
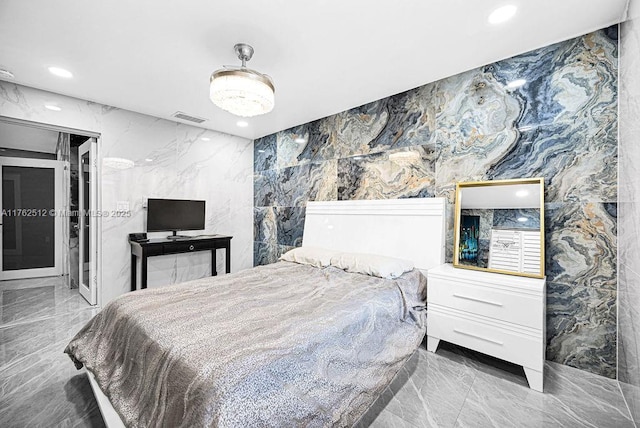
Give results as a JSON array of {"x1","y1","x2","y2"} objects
[
  {"x1": 279, "y1": 246, "x2": 338, "y2": 267},
  {"x1": 330, "y1": 252, "x2": 414, "y2": 279}
]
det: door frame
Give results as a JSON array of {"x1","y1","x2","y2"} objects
[
  {"x1": 0, "y1": 157, "x2": 64, "y2": 280},
  {"x1": 0, "y1": 116, "x2": 103, "y2": 307},
  {"x1": 78, "y1": 139, "x2": 97, "y2": 305}
]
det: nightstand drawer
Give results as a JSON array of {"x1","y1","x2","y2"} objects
[
  {"x1": 428, "y1": 309, "x2": 544, "y2": 371},
  {"x1": 428, "y1": 276, "x2": 543, "y2": 329}
]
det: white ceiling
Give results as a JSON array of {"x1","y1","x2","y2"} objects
[
  {"x1": 0, "y1": 121, "x2": 58, "y2": 154},
  {"x1": 0, "y1": 0, "x2": 629, "y2": 140}
]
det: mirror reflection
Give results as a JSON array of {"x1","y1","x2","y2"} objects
[{"x1": 454, "y1": 178, "x2": 545, "y2": 278}]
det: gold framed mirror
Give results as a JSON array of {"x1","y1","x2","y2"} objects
[{"x1": 453, "y1": 178, "x2": 545, "y2": 279}]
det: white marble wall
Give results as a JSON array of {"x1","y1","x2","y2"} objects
[
  {"x1": 0, "y1": 82, "x2": 254, "y2": 305},
  {"x1": 619, "y1": 3, "x2": 640, "y2": 425}
]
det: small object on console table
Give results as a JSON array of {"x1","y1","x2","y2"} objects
[
  {"x1": 129, "y1": 234, "x2": 232, "y2": 291},
  {"x1": 426, "y1": 263, "x2": 546, "y2": 392}
]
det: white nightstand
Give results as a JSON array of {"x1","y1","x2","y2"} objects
[{"x1": 426, "y1": 264, "x2": 546, "y2": 392}]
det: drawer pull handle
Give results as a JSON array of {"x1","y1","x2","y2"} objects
[
  {"x1": 189, "y1": 245, "x2": 195, "y2": 251},
  {"x1": 453, "y1": 293, "x2": 503, "y2": 306},
  {"x1": 453, "y1": 329, "x2": 504, "y2": 345}
]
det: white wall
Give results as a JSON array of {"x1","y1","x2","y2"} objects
[
  {"x1": 0, "y1": 81, "x2": 254, "y2": 305},
  {"x1": 619, "y1": 2, "x2": 640, "y2": 424}
]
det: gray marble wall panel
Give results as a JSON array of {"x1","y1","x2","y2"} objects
[
  {"x1": 619, "y1": 6, "x2": 640, "y2": 424},
  {"x1": 488, "y1": 27, "x2": 618, "y2": 130},
  {"x1": 254, "y1": 134, "x2": 277, "y2": 172},
  {"x1": 544, "y1": 202, "x2": 617, "y2": 290},
  {"x1": 275, "y1": 207, "x2": 306, "y2": 247},
  {"x1": 254, "y1": 170, "x2": 278, "y2": 207},
  {"x1": 254, "y1": 207, "x2": 276, "y2": 245},
  {"x1": 253, "y1": 241, "x2": 279, "y2": 267},
  {"x1": 253, "y1": 28, "x2": 619, "y2": 378},
  {"x1": 337, "y1": 146, "x2": 435, "y2": 200},
  {"x1": 542, "y1": 201, "x2": 617, "y2": 376},
  {"x1": 434, "y1": 128, "x2": 517, "y2": 202},
  {"x1": 487, "y1": 121, "x2": 618, "y2": 203},
  {"x1": 367, "y1": 84, "x2": 437, "y2": 151},
  {"x1": 277, "y1": 161, "x2": 337, "y2": 207},
  {"x1": 546, "y1": 281, "x2": 617, "y2": 379}
]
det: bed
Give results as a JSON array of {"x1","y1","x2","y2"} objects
[{"x1": 65, "y1": 198, "x2": 446, "y2": 427}]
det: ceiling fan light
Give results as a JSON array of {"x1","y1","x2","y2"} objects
[{"x1": 210, "y1": 69, "x2": 274, "y2": 117}]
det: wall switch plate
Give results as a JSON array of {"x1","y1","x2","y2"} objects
[{"x1": 116, "y1": 201, "x2": 130, "y2": 211}]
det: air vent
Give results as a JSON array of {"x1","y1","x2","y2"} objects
[{"x1": 171, "y1": 111, "x2": 207, "y2": 124}]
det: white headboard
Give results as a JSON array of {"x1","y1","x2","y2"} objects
[{"x1": 302, "y1": 198, "x2": 446, "y2": 270}]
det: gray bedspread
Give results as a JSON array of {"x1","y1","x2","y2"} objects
[{"x1": 65, "y1": 261, "x2": 427, "y2": 427}]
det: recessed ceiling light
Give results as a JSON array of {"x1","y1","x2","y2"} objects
[
  {"x1": 236, "y1": 120, "x2": 249, "y2": 128},
  {"x1": 517, "y1": 217, "x2": 528, "y2": 222},
  {"x1": 488, "y1": 5, "x2": 517, "y2": 24},
  {"x1": 0, "y1": 68, "x2": 15, "y2": 79},
  {"x1": 48, "y1": 66, "x2": 73, "y2": 78},
  {"x1": 201, "y1": 137, "x2": 211, "y2": 141},
  {"x1": 506, "y1": 79, "x2": 526, "y2": 89},
  {"x1": 294, "y1": 137, "x2": 306, "y2": 144},
  {"x1": 44, "y1": 104, "x2": 62, "y2": 111},
  {"x1": 515, "y1": 190, "x2": 529, "y2": 197}
]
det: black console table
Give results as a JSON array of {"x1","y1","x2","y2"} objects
[{"x1": 129, "y1": 235, "x2": 232, "y2": 291}]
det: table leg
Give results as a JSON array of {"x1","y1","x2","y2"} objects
[
  {"x1": 141, "y1": 255, "x2": 148, "y2": 289},
  {"x1": 225, "y1": 243, "x2": 231, "y2": 274},
  {"x1": 211, "y1": 249, "x2": 217, "y2": 276},
  {"x1": 131, "y1": 254, "x2": 137, "y2": 292}
]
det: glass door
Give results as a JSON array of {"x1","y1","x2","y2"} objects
[
  {"x1": 0, "y1": 157, "x2": 63, "y2": 280},
  {"x1": 78, "y1": 139, "x2": 97, "y2": 305}
]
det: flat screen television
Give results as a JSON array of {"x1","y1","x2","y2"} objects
[{"x1": 146, "y1": 198, "x2": 205, "y2": 238}]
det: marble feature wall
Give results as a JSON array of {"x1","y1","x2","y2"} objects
[
  {"x1": 0, "y1": 82, "x2": 254, "y2": 305},
  {"x1": 618, "y1": 6, "x2": 640, "y2": 425},
  {"x1": 254, "y1": 28, "x2": 619, "y2": 378}
]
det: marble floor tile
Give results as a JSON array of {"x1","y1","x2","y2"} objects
[
  {"x1": 453, "y1": 355, "x2": 634, "y2": 428},
  {"x1": 1, "y1": 286, "x2": 56, "y2": 324},
  {"x1": 0, "y1": 275, "x2": 63, "y2": 291},
  {"x1": 619, "y1": 381, "x2": 640, "y2": 427},
  {"x1": 365, "y1": 409, "x2": 419, "y2": 428},
  {"x1": 0, "y1": 340, "x2": 104, "y2": 428},
  {"x1": 358, "y1": 342, "x2": 634, "y2": 428},
  {"x1": 0, "y1": 309, "x2": 97, "y2": 371},
  {"x1": 0, "y1": 277, "x2": 92, "y2": 327},
  {"x1": 382, "y1": 348, "x2": 476, "y2": 428},
  {"x1": 0, "y1": 276, "x2": 102, "y2": 428}
]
